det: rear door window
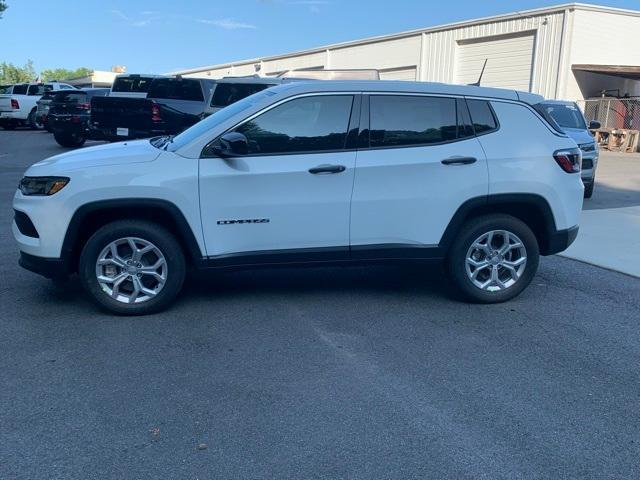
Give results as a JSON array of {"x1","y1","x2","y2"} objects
[
  {"x1": 211, "y1": 83, "x2": 273, "y2": 108},
  {"x1": 12, "y1": 84, "x2": 28, "y2": 95},
  {"x1": 369, "y1": 95, "x2": 459, "y2": 147},
  {"x1": 147, "y1": 79, "x2": 204, "y2": 101},
  {"x1": 27, "y1": 85, "x2": 46, "y2": 95}
]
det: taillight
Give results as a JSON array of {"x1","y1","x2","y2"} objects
[
  {"x1": 553, "y1": 148, "x2": 582, "y2": 173},
  {"x1": 11, "y1": 99, "x2": 19, "y2": 109},
  {"x1": 77, "y1": 102, "x2": 90, "y2": 110},
  {"x1": 151, "y1": 102, "x2": 161, "y2": 122}
]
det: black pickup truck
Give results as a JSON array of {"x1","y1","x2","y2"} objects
[{"x1": 89, "y1": 77, "x2": 217, "y2": 141}]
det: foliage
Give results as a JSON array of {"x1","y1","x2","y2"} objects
[
  {"x1": 0, "y1": 1, "x2": 7, "y2": 19},
  {"x1": 40, "y1": 67, "x2": 93, "y2": 82},
  {"x1": 0, "y1": 60, "x2": 36, "y2": 84}
]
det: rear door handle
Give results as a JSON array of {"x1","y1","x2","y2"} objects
[
  {"x1": 441, "y1": 156, "x2": 477, "y2": 166},
  {"x1": 308, "y1": 164, "x2": 346, "y2": 174}
]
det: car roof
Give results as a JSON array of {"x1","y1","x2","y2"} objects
[
  {"x1": 537, "y1": 99, "x2": 578, "y2": 106},
  {"x1": 264, "y1": 80, "x2": 545, "y2": 104},
  {"x1": 216, "y1": 76, "x2": 281, "y2": 85}
]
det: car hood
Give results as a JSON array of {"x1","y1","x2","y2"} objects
[
  {"x1": 27, "y1": 139, "x2": 161, "y2": 174},
  {"x1": 562, "y1": 127, "x2": 595, "y2": 146}
]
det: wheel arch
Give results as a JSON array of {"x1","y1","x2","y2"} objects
[
  {"x1": 439, "y1": 194, "x2": 559, "y2": 256},
  {"x1": 61, "y1": 198, "x2": 204, "y2": 272}
]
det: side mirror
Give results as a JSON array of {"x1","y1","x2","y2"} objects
[
  {"x1": 212, "y1": 132, "x2": 248, "y2": 157},
  {"x1": 589, "y1": 120, "x2": 601, "y2": 130}
]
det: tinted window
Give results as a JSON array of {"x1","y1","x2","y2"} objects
[
  {"x1": 370, "y1": 95, "x2": 459, "y2": 147},
  {"x1": 147, "y1": 79, "x2": 204, "y2": 101},
  {"x1": 538, "y1": 103, "x2": 586, "y2": 130},
  {"x1": 467, "y1": 99, "x2": 498, "y2": 134},
  {"x1": 0, "y1": 85, "x2": 12, "y2": 94},
  {"x1": 211, "y1": 83, "x2": 273, "y2": 108},
  {"x1": 234, "y1": 95, "x2": 353, "y2": 155},
  {"x1": 112, "y1": 76, "x2": 154, "y2": 93},
  {"x1": 28, "y1": 84, "x2": 46, "y2": 95},
  {"x1": 13, "y1": 84, "x2": 28, "y2": 95},
  {"x1": 457, "y1": 99, "x2": 475, "y2": 139},
  {"x1": 52, "y1": 92, "x2": 87, "y2": 103},
  {"x1": 86, "y1": 89, "x2": 109, "y2": 99}
]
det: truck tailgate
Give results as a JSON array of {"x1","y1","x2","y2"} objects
[
  {"x1": 91, "y1": 96, "x2": 154, "y2": 129},
  {"x1": 0, "y1": 95, "x2": 12, "y2": 112}
]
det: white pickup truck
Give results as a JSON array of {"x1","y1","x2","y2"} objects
[{"x1": 0, "y1": 82, "x2": 76, "y2": 130}]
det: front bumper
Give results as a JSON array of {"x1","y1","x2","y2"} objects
[{"x1": 19, "y1": 252, "x2": 68, "y2": 280}]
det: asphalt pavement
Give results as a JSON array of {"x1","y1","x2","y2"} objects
[{"x1": 1, "y1": 130, "x2": 640, "y2": 479}]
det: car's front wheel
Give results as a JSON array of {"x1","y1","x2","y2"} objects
[
  {"x1": 79, "y1": 220, "x2": 186, "y2": 315},
  {"x1": 446, "y1": 214, "x2": 539, "y2": 303}
]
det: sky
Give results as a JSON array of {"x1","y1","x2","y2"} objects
[{"x1": 0, "y1": 0, "x2": 639, "y2": 75}]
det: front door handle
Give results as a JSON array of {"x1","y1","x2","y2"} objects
[
  {"x1": 441, "y1": 156, "x2": 477, "y2": 166},
  {"x1": 308, "y1": 164, "x2": 346, "y2": 174}
]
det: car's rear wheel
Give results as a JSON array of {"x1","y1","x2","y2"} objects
[
  {"x1": 79, "y1": 220, "x2": 186, "y2": 315},
  {"x1": 447, "y1": 214, "x2": 539, "y2": 303},
  {"x1": 54, "y1": 131, "x2": 86, "y2": 148}
]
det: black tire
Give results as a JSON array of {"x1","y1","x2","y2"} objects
[
  {"x1": 79, "y1": 220, "x2": 186, "y2": 315},
  {"x1": 446, "y1": 214, "x2": 540, "y2": 304},
  {"x1": 54, "y1": 131, "x2": 86, "y2": 148},
  {"x1": 584, "y1": 180, "x2": 595, "y2": 199},
  {"x1": 28, "y1": 109, "x2": 41, "y2": 130}
]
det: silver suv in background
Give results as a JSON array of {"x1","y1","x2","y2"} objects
[{"x1": 536, "y1": 100, "x2": 600, "y2": 198}]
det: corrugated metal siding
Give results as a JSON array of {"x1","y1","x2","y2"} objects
[
  {"x1": 454, "y1": 33, "x2": 535, "y2": 90},
  {"x1": 421, "y1": 11, "x2": 565, "y2": 98},
  {"x1": 379, "y1": 67, "x2": 417, "y2": 81},
  {"x1": 177, "y1": 10, "x2": 569, "y2": 98},
  {"x1": 564, "y1": 9, "x2": 640, "y2": 100},
  {"x1": 329, "y1": 35, "x2": 422, "y2": 70},
  {"x1": 263, "y1": 52, "x2": 327, "y2": 75}
]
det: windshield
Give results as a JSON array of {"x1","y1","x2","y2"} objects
[
  {"x1": 539, "y1": 103, "x2": 587, "y2": 130},
  {"x1": 167, "y1": 89, "x2": 277, "y2": 152}
]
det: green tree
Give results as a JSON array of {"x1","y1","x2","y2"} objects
[
  {"x1": 0, "y1": 1, "x2": 7, "y2": 19},
  {"x1": 0, "y1": 60, "x2": 36, "y2": 83},
  {"x1": 40, "y1": 67, "x2": 93, "y2": 82}
]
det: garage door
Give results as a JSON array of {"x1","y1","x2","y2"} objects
[
  {"x1": 454, "y1": 33, "x2": 535, "y2": 91},
  {"x1": 379, "y1": 67, "x2": 417, "y2": 81}
]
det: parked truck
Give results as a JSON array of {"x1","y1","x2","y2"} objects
[{"x1": 0, "y1": 82, "x2": 76, "y2": 130}]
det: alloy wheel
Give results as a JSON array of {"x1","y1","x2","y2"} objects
[
  {"x1": 95, "y1": 237, "x2": 167, "y2": 304},
  {"x1": 465, "y1": 230, "x2": 527, "y2": 292}
]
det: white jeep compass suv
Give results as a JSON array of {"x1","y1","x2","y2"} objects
[{"x1": 13, "y1": 81, "x2": 583, "y2": 315}]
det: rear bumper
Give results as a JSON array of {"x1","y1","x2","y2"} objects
[
  {"x1": 19, "y1": 252, "x2": 68, "y2": 280},
  {"x1": 544, "y1": 225, "x2": 579, "y2": 256},
  {"x1": 88, "y1": 126, "x2": 167, "y2": 141}
]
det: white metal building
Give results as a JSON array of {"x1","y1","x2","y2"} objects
[{"x1": 173, "y1": 3, "x2": 640, "y2": 101}]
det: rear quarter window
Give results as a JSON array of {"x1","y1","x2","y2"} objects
[{"x1": 466, "y1": 99, "x2": 498, "y2": 135}]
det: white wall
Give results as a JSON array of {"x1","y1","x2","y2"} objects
[{"x1": 564, "y1": 8, "x2": 640, "y2": 100}]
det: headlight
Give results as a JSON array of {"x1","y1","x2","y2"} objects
[{"x1": 19, "y1": 176, "x2": 70, "y2": 196}]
